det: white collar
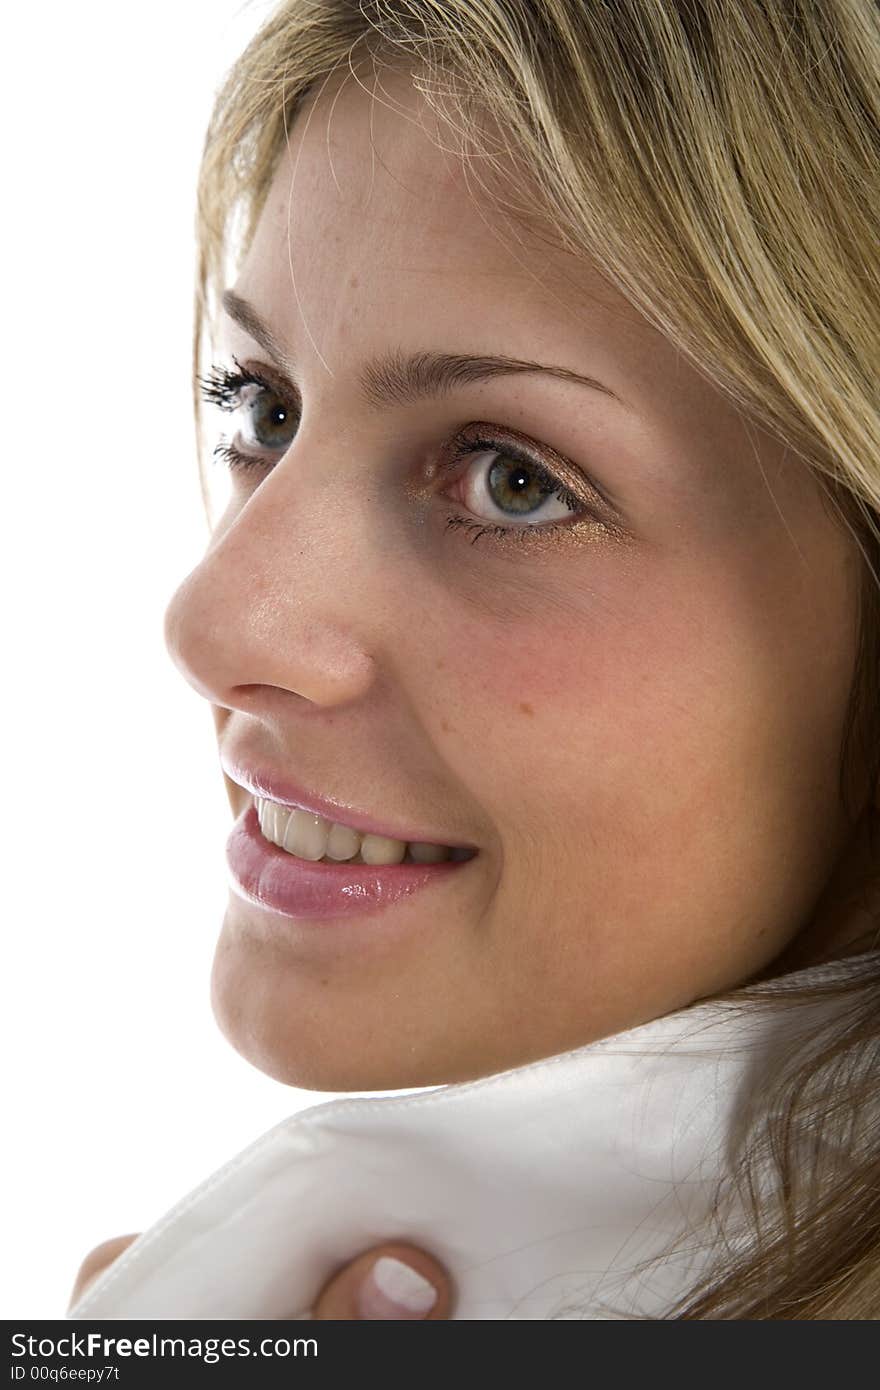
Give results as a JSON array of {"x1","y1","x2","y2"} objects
[{"x1": 68, "y1": 952, "x2": 871, "y2": 1320}]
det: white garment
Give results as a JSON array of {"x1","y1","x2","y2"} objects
[{"x1": 67, "y1": 952, "x2": 871, "y2": 1321}]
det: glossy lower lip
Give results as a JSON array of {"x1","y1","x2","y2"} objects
[{"x1": 225, "y1": 804, "x2": 475, "y2": 921}]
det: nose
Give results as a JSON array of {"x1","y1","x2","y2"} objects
[{"x1": 163, "y1": 468, "x2": 377, "y2": 717}]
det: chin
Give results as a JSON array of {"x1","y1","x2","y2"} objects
[
  {"x1": 208, "y1": 916, "x2": 467, "y2": 1092},
  {"x1": 209, "y1": 1003, "x2": 381, "y2": 1092}
]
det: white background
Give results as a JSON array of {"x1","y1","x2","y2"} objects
[{"x1": 0, "y1": 0, "x2": 373, "y2": 1317}]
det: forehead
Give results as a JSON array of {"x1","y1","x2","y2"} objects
[{"x1": 233, "y1": 66, "x2": 648, "y2": 373}]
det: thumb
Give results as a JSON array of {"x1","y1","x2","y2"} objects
[
  {"x1": 68, "y1": 1233, "x2": 141, "y2": 1310},
  {"x1": 312, "y1": 1243, "x2": 452, "y2": 1320}
]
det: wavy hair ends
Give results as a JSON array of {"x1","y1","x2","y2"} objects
[{"x1": 194, "y1": 0, "x2": 880, "y2": 1318}]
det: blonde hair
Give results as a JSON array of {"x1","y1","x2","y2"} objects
[{"x1": 193, "y1": 0, "x2": 880, "y2": 1317}]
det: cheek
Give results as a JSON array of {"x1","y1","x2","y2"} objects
[{"x1": 426, "y1": 554, "x2": 855, "y2": 957}]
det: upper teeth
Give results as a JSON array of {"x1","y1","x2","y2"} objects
[{"x1": 255, "y1": 796, "x2": 455, "y2": 865}]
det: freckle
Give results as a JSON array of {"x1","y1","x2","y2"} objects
[
  {"x1": 350, "y1": 275, "x2": 359, "y2": 289},
  {"x1": 519, "y1": 702, "x2": 534, "y2": 716},
  {"x1": 435, "y1": 658, "x2": 445, "y2": 670},
  {"x1": 440, "y1": 719, "x2": 453, "y2": 734}
]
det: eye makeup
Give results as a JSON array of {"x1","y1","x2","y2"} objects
[{"x1": 198, "y1": 358, "x2": 628, "y2": 552}]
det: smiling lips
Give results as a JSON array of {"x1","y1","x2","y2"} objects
[
  {"x1": 255, "y1": 795, "x2": 473, "y2": 865},
  {"x1": 225, "y1": 803, "x2": 477, "y2": 921}
]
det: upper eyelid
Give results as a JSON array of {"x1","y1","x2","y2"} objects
[
  {"x1": 202, "y1": 356, "x2": 623, "y2": 523},
  {"x1": 197, "y1": 355, "x2": 295, "y2": 405},
  {"x1": 234, "y1": 356, "x2": 299, "y2": 398},
  {"x1": 207, "y1": 381, "x2": 569, "y2": 493},
  {"x1": 439, "y1": 427, "x2": 573, "y2": 500},
  {"x1": 207, "y1": 356, "x2": 573, "y2": 472},
  {"x1": 205, "y1": 361, "x2": 571, "y2": 477}
]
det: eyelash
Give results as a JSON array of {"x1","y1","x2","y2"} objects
[{"x1": 198, "y1": 359, "x2": 593, "y2": 548}]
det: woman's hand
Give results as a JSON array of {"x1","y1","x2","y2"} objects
[
  {"x1": 68, "y1": 1233, "x2": 141, "y2": 1310},
  {"x1": 69, "y1": 1237, "x2": 452, "y2": 1319},
  {"x1": 311, "y1": 1243, "x2": 452, "y2": 1319}
]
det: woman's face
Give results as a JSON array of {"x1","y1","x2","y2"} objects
[{"x1": 164, "y1": 70, "x2": 867, "y2": 1090}]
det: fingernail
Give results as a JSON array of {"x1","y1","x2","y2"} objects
[{"x1": 355, "y1": 1256, "x2": 439, "y2": 1319}]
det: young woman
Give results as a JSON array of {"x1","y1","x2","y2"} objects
[{"x1": 70, "y1": 0, "x2": 880, "y2": 1319}]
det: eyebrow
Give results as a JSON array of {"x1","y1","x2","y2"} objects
[{"x1": 221, "y1": 289, "x2": 625, "y2": 410}]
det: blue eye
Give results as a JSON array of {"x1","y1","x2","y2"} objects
[
  {"x1": 440, "y1": 434, "x2": 584, "y2": 544},
  {"x1": 240, "y1": 387, "x2": 295, "y2": 451},
  {"x1": 198, "y1": 358, "x2": 298, "y2": 468},
  {"x1": 198, "y1": 362, "x2": 610, "y2": 550}
]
